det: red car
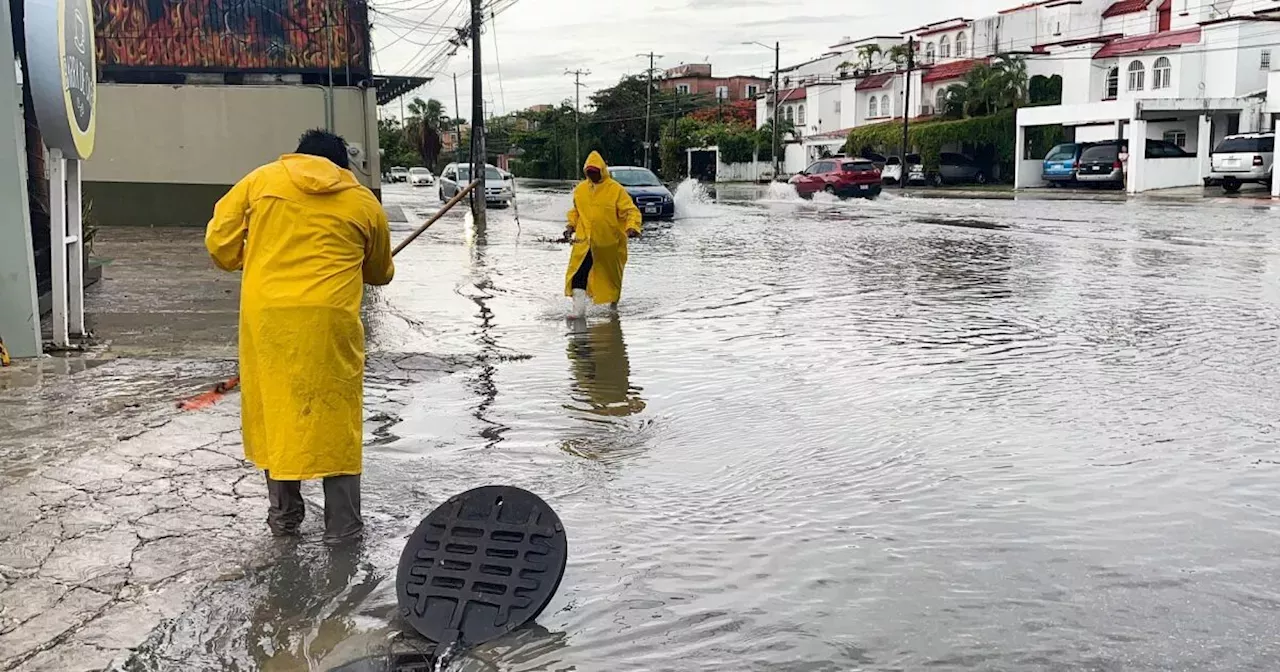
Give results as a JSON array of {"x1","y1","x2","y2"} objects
[{"x1": 789, "y1": 158, "x2": 883, "y2": 199}]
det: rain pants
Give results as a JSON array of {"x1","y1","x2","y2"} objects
[
  {"x1": 565, "y1": 152, "x2": 642, "y2": 304},
  {"x1": 205, "y1": 154, "x2": 394, "y2": 481}
]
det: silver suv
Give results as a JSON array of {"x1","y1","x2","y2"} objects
[
  {"x1": 1209, "y1": 132, "x2": 1274, "y2": 193},
  {"x1": 438, "y1": 163, "x2": 514, "y2": 207}
]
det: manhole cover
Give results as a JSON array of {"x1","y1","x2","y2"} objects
[{"x1": 396, "y1": 486, "x2": 568, "y2": 648}]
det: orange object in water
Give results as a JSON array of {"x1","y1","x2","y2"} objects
[{"x1": 177, "y1": 376, "x2": 240, "y2": 411}]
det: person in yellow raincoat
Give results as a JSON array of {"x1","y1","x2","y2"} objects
[
  {"x1": 205, "y1": 129, "x2": 394, "y2": 544},
  {"x1": 565, "y1": 151, "x2": 642, "y2": 318}
]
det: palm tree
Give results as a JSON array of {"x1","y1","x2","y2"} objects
[
  {"x1": 886, "y1": 43, "x2": 914, "y2": 69},
  {"x1": 992, "y1": 54, "x2": 1029, "y2": 110},
  {"x1": 404, "y1": 97, "x2": 449, "y2": 167},
  {"x1": 856, "y1": 44, "x2": 882, "y2": 71}
]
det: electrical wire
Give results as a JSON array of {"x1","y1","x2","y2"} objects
[{"x1": 490, "y1": 9, "x2": 507, "y2": 114}]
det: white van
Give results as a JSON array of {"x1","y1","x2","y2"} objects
[{"x1": 1209, "y1": 132, "x2": 1274, "y2": 193}]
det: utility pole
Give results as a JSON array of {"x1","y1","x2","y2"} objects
[
  {"x1": 453, "y1": 73, "x2": 463, "y2": 165},
  {"x1": 637, "y1": 52, "x2": 663, "y2": 170},
  {"x1": 469, "y1": 0, "x2": 486, "y2": 228},
  {"x1": 772, "y1": 41, "x2": 780, "y2": 180},
  {"x1": 566, "y1": 69, "x2": 589, "y2": 168},
  {"x1": 900, "y1": 36, "x2": 914, "y2": 191}
]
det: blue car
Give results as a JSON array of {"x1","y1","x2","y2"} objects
[
  {"x1": 1042, "y1": 142, "x2": 1086, "y2": 186},
  {"x1": 609, "y1": 166, "x2": 675, "y2": 220}
]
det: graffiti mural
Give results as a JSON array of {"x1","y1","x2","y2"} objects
[{"x1": 93, "y1": 0, "x2": 368, "y2": 73}]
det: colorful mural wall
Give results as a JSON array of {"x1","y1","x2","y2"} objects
[{"x1": 93, "y1": 0, "x2": 369, "y2": 73}]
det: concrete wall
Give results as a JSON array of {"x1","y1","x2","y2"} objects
[
  {"x1": 805, "y1": 84, "x2": 843, "y2": 135},
  {"x1": 84, "y1": 83, "x2": 379, "y2": 226},
  {"x1": 1138, "y1": 156, "x2": 1200, "y2": 190},
  {"x1": 784, "y1": 143, "x2": 807, "y2": 175}
]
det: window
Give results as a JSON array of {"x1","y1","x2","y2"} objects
[
  {"x1": 1127, "y1": 60, "x2": 1145, "y2": 91},
  {"x1": 676, "y1": 83, "x2": 691, "y2": 95},
  {"x1": 925, "y1": 42, "x2": 937, "y2": 61},
  {"x1": 1162, "y1": 129, "x2": 1187, "y2": 148},
  {"x1": 881, "y1": 95, "x2": 890, "y2": 117},
  {"x1": 939, "y1": 36, "x2": 951, "y2": 59},
  {"x1": 745, "y1": 84, "x2": 759, "y2": 98},
  {"x1": 869, "y1": 96, "x2": 879, "y2": 118},
  {"x1": 956, "y1": 32, "x2": 967, "y2": 57},
  {"x1": 1105, "y1": 67, "x2": 1119, "y2": 99},
  {"x1": 1152, "y1": 57, "x2": 1172, "y2": 90},
  {"x1": 716, "y1": 85, "x2": 729, "y2": 100},
  {"x1": 785, "y1": 106, "x2": 794, "y2": 123},
  {"x1": 935, "y1": 88, "x2": 947, "y2": 113},
  {"x1": 1263, "y1": 50, "x2": 1273, "y2": 71},
  {"x1": 834, "y1": 100, "x2": 841, "y2": 114},
  {"x1": 798, "y1": 104, "x2": 806, "y2": 125}
]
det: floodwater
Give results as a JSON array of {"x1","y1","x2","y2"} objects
[{"x1": 129, "y1": 181, "x2": 1280, "y2": 671}]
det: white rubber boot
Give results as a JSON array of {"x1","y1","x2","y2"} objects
[{"x1": 571, "y1": 289, "x2": 588, "y2": 318}]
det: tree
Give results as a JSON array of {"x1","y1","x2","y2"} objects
[
  {"x1": 886, "y1": 43, "x2": 914, "y2": 68},
  {"x1": 856, "y1": 44, "x2": 882, "y2": 72},
  {"x1": 402, "y1": 97, "x2": 449, "y2": 169},
  {"x1": 378, "y1": 118, "x2": 421, "y2": 169},
  {"x1": 942, "y1": 55, "x2": 1030, "y2": 119},
  {"x1": 993, "y1": 54, "x2": 1029, "y2": 111}
]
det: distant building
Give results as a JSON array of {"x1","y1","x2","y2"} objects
[
  {"x1": 659, "y1": 64, "x2": 770, "y2": 103},
  {"x1": 442, "y1": 123, "x2": 470, "y2": 157},
  {"x1": 525, "y1": 104, "x2": 554, "y2": 113}
]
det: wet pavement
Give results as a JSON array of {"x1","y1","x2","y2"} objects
[{"x1": 4, "y1": 180, "x2": 1280, "y2": 670}]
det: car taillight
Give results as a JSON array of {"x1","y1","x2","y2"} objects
[
  {"x1": 1254, "y1": 155, "x2": 1265, "y2": 167},
  {"x1": 1112, "y1": 160, "x2": 1123, "y2": 170}
]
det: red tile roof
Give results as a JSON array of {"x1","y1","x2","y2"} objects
[
  {"x1": 1093, "y1": 26, "x2": 1201, "y2": 58},
  {"x1": 921, "y1": 58, "x2": 986, "y2": 83},
  {"x1": 855, "y1": 73, "x2": 895, "y2": 91},
  {"x1": 1102, "y1": 0, "x2": 1154, "y2": 18},
  {"x1": 774, "y1": 87, "x2": 807, "y2": 102}
]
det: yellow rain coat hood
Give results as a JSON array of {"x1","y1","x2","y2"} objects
[
  {"x1": 565, "y1": 151, "x2": 642, "y2": 304},
  {"x1": 205, "y1": 153, "x2": 395, "y2": 481}
]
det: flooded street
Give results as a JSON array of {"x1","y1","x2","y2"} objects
[{"x1": 123, "y1": 183, "x2": 1280, "y2": 670}]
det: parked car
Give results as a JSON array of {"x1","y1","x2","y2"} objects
[
  {"x1": 408, "y1": 167, "x2": 434, "y2": 187},
  {"x1": 789, "y1": 158, "x2": 882, "y2": 198},
  {"x1": 389, "y1": 166, "x2": 409, "y2": 183},
  {"x1": 1076, "y1": 139, "x2": 1192, "y2": 187},
  {"x1": 929, "y1": 152, "x2": 987, "y2": 186},
  {"x1": 859, "y1": 151, "x2": 888, "y2": 170},
  {"x1": 1208, "y1": 132, "x2": 1274, "y2": 193},
  {"x1": 1042, "y1": 142, "x2": 1086, "y2": 186},
  {"x1": 438, "y1": 163, "x2": 513, "y2": 207},
  {"x1": 609, "y1": 166, "x2": 675, "y2": 220}
]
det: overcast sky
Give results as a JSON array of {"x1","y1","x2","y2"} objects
[{"x1": 371, "y1": 0, "x2": 1018, "y2": 118}]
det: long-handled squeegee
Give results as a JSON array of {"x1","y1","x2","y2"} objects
[{"x1": 177, "y1": 179, "x2": 483, "y2": 411}]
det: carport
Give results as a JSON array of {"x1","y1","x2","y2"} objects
[{"x1": 1015, "y1": 97, "x2": 1266, "y2": 194}]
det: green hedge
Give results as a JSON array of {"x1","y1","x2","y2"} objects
[{"x1": 844, "y1": 111, "x2": 1016, "y2": 172}]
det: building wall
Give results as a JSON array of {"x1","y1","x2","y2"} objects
[
  {"x1": 1102, "y1": 10, "x2": 1156, "y2": 38},
  {"x1": 805, "y1": 84, "x2": 843, "y2": 135},
  {"x1": 84, "y1": 83, "x2": 379, "y2": 226},
  {"x1": 662, "y1": 75, "x2": 769, "y2": 102}
]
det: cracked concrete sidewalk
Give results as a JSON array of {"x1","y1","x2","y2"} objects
[{"x1": 0, "y1": 227, "x2": 467, "y2": 671}]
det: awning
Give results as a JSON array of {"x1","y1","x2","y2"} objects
[
  {"x1": 374, "y1": 75, "x2": 433, "y2": 106},
  {"x1": 855, "y1": 73, "x2": 894, "y2": 91},
  {"x1": 921, "y1": 58, "x2": 986, "y2": 84}
]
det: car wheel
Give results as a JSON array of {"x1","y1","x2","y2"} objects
[
  {"x1": 1222, "y1": 178, "x2": 1242, "y2": 194},
  {"x1": 439, "y1": 188, "x2": 446, "y2": 202},
  {"x1": 975, "y1": 172, "x2": 987, "y2": 185},
  {"x1": 823, "y1": 185, "x2": 837, "y2": 196}
]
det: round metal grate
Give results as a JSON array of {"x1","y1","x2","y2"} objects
[{"x1": 396, "y1": 486, "x2": 568, "y2": 648}]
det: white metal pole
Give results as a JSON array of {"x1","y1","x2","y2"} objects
[
  {"x1": 48, "y1": 147, "x2": 68, "y2": 346},
  {"x1": 67, "y1": 158, "x2": 84, "y2": 336}
]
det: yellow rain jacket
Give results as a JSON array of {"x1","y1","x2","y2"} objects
[
  {"x1": 565, "y1": 152, "x2": 642, "y2": 304},
  {"x1": 205, "y1": 154, "x2": 394, "y2": 481}
]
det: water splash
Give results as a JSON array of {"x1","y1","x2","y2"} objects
[
  {"x1": 758, "y1": 181, "x2": 803, "y2": 203},
  {"x1": 434, "y1": 641, "x2": 459, "y2": 672},
  {"x1": 811, "y1": 191, "x2": 841, "y2": 204},
  {"x1": 673, "y1": 179, "x2": 717, "y2": 219}
]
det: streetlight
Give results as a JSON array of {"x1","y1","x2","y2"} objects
[{"x1": 744, "y1": 40, "x2": 781, "y2": 181}]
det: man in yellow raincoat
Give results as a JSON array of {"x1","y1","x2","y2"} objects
[
  {"x1": 565, "y1": 151, "x2": 642, "y2": 318},
  {"x1": 206, "y1": 129, "x2": 394, "y2": 544}
]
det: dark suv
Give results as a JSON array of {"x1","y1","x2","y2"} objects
[{"x1": 789, "y1": 159, "x2": 883, "y2": 199}]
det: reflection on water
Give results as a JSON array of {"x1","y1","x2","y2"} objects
[{"x1": 564, "y1": 317, "x2": 645, "y2": 419}]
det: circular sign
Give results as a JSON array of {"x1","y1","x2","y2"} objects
[
  {"x1": 396, "y1": 486, "x2": 568, "y2": 649},
  {"x1": 25, "y1": 0, "x2": 97, "y2": 159}
]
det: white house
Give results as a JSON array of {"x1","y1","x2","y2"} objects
[{"x1": 1017, "y1": 15, "x2": 1280, "y2": 193}]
